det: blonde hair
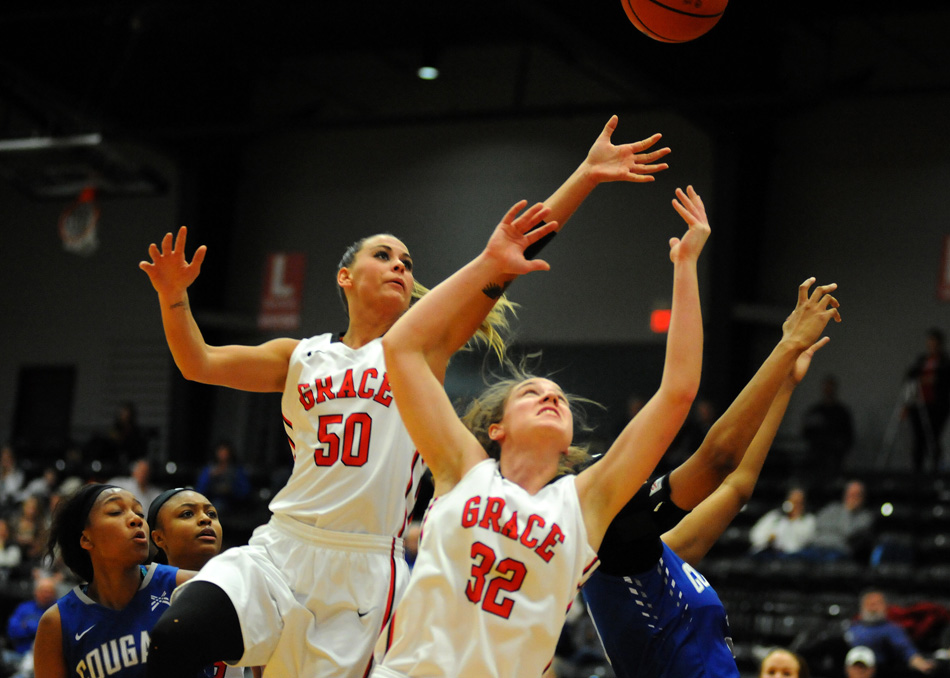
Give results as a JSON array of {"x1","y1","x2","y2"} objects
[{"x1": 460, "y1": 357, "x2": 599, "y2": 476}]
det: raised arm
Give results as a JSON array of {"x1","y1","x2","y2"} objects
[
  {"x1": 667, "y1": 279, "x2": 842, "y2": 510},
  {"x1": 382, "y1": 202, "x2": 559, "y2": 493},
  {"x1": 664, "y1": 337, "x2": 830, "y2": 566},
  {"x1": 576, "y1": 186, "x2": 709, "y2": 548},
  {"x1": 542, "y1": 116, "x2": 670, "y2": 232},
  {"x1": 139, "y1": 226, "x2": 297, "y2": 393}
]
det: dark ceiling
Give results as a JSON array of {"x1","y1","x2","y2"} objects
[{"x1": 1, "y1": 1, "x2": 949, "y2": 198}]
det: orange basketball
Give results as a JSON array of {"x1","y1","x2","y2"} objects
[{"x1": 621, "y1": 0, "x2": 728, "y2": 43}]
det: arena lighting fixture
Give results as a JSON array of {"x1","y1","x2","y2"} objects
[
  {"x1": 0, "y1": 133, "x2": 102, "y2": 152},
  {"x1": 417, "y1": 44, "x2": 440, "y2": 80}
]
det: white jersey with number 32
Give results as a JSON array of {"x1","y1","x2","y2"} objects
[
  {"x1": 374, "y1": 458, "x2": 599, "y2": 678},
  {"x1": 271, "y1": 333, "x2": 425, "y2": 537}
]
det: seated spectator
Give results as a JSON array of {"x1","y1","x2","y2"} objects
[
  {"x1": 0, "y1": 517, "x2": 22, "y2": 574},
  {"x1": 0, "y1": 444, "x2": 25, "y2": 513},
  {"x1": 108, "y1": 457, "x2": 163, "y2": 508},
  {"x1": 749, "y1": 486, "x2": 816, "y2": 558},
  {"x1": 3, "y1": 576, "x2": 59, "y2": 674},
  {"x1": 19, "y1": 466, "x2": 59, "y2": 505},
  {"x1": 845, "y1": 646, "x2": 877, "y2": 678},
  {"x1": 194, "y1": 440, "x2": 251, "y2": 513},
  {"x1": 796, "y1": 480, "x2": 875, "y2": 562},
  {"x1": 846, "y1": 589, "x2": 935, "y2": 675},
  {"x1": 11, "y1": 495, "x2": 46, "y2": 564},
  {"x1": 109, "y1": 400, "x2": 149, "y2": 462}
]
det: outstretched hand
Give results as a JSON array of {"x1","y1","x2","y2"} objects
[
  {"x1": 781, "y1": 278, "x2": 842, "y2": 351},
  {"x1": 139, "y1": 226, "x2": 207, "y2": 297},
  {"x1": 482, "y1": 201, "x2": 559, "y2": 277},
  {"x1": 669, "y1": 185, "x2": 711, "y2": 264},
  {"x1": 584, "y1": 115, "x2": 671, "y2": 184}
]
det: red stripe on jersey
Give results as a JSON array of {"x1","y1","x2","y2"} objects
[
  {"x1": 282, "y1": 414, "x2": 293, "y2": 428},
  {"x1": 582, "y1": 556, "x2": 600, "y2": 576},
  {"x1": 380, "y1": 539, "x2": 398, "y2": 633},
  {"x1": 396, "y1": 450, "x2": 423, "y2": 538}
]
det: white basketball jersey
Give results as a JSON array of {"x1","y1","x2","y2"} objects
[
  {"x1": 374, "y1": 458, "x2": 599, "y2": 678},
  {"x1": 272, "y1": 333, "x2": 426, "y2": 537}
]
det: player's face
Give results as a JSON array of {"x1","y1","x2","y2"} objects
[
  {"x1": 341, "y1": 235, "x2": 414, "y2": 315},
  {"x1": 494, "y1": 378, "x2": 573, "y2": 450},
  {"x1": 82, "y1": 489, "x2": 149, "y2": 564},
  {"x1": 153, "y1": 490, "x2": 222, "y2": 567},
  {"x1": 760, "y1": 650, "x2": 800, "y2": 678}
]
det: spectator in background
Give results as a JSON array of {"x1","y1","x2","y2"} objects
[
  {"x1": 12, "y1": 495, "x2": 46, "y2": 564},
  {"x1": 0, "y1": 517, "x2": 22, "y2": 574},
  {"x1": 846, "y1": 589, "x2": 935, "y2": 675},
  {"x1": 904, "y1": 328, "x2": 950, "y2": 474},
  {"x1": 109, "y1": 458, "x2": 163, "y2": 508},
  {"x1": 845, "y1": 646, "x2": 877, "y2": 678},
  {"x1": 801, "y1": 374, "x2": 854, "y2": 480},
  {"x1": 663, "y1": 396, "x2": 718, "y2": 472},
  {"x1": 109, "y1": 400, "x2": 149, "y2": 462},
  {"x1": 760, "y1": 647, "x2": 811, "y2": 678},
  {"x1": 749, "y1": 486, "x2": 816, "y2": 558},
  {"x1": 194, "y1": 440, "x2": 251, "y2": 514},
  {"x1": 796, "y1": 481, "x2": 875, "y2": 563},
  {"x1": 19, "y1": 466, "x2": 59, "y2": 505},
  {"x1": 612, "y1": 393, "x2": 646, "y2": 439},
  {"x1": 3, "y1": 576, "x2": 59, "y2": 673},
  {"x1": 0, "y1": 444, "x2": 25, "y2": 513}
]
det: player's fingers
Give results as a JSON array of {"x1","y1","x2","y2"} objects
[
  {"x1": 524, "y1": 259, "x2": 551, "y2": 273},
  {"x1": 671, "y1": 198, "x2": 692, "y2": 222},
  {"x1": 601, "y1": 115, "x2": 619, "y2": 140},
  {"x1": 811, "y1": 283, "x2": 838, "y2": 303},
  {"x1": 173, "y1": 225, "x2": 188, "y2": 253},
  {"x1": 524, "y1": 220, "x2": 558, "y2": 243},
  {"x1": 634, "y1": 162, "x2": 669, "y2": 174},
  {"x1": 191, "y1": 245, "x2": 208, "y2": 268},
  {"x1": 809, "y1": 336, "x2": 832, "y2": 354},
  {"x1": 630, "y1": 133, "x2": 662, "y2": 152},
  {"x1": 798, "y1": 277, "x2": 816, "y2": 304},
  {"x1": 514, "y1": 203, "x2": 550, "y2": 233},
  {"x1": 500, "y1": 200, "x2": 529, "y2": 225}
]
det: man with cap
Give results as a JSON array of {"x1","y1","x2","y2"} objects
[{"x1": 846, "y1": 646, "x2": 876, "y2": 678}]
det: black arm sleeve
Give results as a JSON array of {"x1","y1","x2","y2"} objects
[{"x1": 596, "y1": 474, "x2": 690, "y2": 576}]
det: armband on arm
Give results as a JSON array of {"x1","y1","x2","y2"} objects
[{"x1": 523, "y1": 222, "x2": 557, "y2": 260}]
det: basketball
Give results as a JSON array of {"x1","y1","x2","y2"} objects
[{"x1": 621, "y1": 0, "x2": 728, "y2": 43}]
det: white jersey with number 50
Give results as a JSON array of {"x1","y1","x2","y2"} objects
[
  {"x1": 271, "y1": 333, "x2": 425, "y2": 538},
  {"x1": 373, "y1": 458, "x2": 600, "y2": 678}
]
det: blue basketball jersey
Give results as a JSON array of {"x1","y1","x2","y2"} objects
[
  {"x1": 583, "y1": 542, "x2": 737, "y2": 678},
  {"x1": 57, "y1": 562, "x2": 178, "y2": 678}
]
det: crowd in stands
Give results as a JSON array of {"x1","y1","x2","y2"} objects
[{"x1": 0, "y1": 402, "x2": 263, "y2": 678}]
